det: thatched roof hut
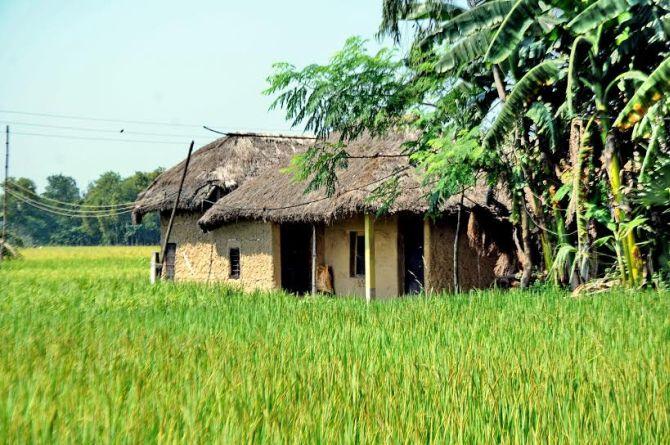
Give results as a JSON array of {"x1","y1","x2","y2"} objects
[
  {"x1": 132, "y1": 133, "x2": 315, "y2": 223},
  {"x1": 198, "y1": 132, "x2": 509, "y2": 230}
]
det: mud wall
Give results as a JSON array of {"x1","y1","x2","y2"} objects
[
  {"x1": 424, "y1": 213, "x2": 498, "y2": 292},
  {"x1": 160, "y1": 213, "x2": 276, "y2": 291},
  {"x1": 322, "y1": 215, "x2": 399, "y2": 298}
]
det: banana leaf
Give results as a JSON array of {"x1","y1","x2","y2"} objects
[
  {"x1": 568, "y1": 0, "x2": 635, "y2": 34},
  {"x1": 483, "y1": 58, "x2": 567, "y2": 150},
  {"x1": 436, "y1": 31, "x2": 494, "y2": 73},
  {"x1": 614, "y1": 55, "x2": 670, "y2": 129},
  {"x1": 486, "y1": 0, "x2": 542, "y2": 64}
]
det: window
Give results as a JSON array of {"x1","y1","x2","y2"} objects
[
  {"x1": 349, "y1": 232, "x2": 365, "y2": 277},
  {"x1": 229, "y1": 248, "x2": 241, "y2": 279}
]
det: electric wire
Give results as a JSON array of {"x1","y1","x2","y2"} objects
[
  {"x1": 0, "y1": 109, "x2": 205, "y2": 128},
  {"x1": 11, "y1": 131, "x2": 189, "y2": 145},
  {"x1": 5, "y1": 182, "x2": 138, "y2": 209},
  {"x1": 6, "y1": 189, "x2": 135, "y2": 216},
  {"x1": 6, "y1": 190, "x2": 134, "y2": 218},
  {"x1": 0, "y1": 120, "x2": 208, "y2": 139},
  {"x1": 0, "y1": 109, "x2": 301, "y2": 133}
]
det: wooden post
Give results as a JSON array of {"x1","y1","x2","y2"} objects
[
  {"x1": 1, "y1": 126, "x2": 8, "y2": 263},
  {"x1": 150, "y1": 251, "x2": 159, "y2": 284},
  {"x1": 453, "y1": 192, "x2": 464, "y2": 293},
  {"x1": 365, "y1": 213, "x2": 376, "y2": 302},
  {"x1": 159, "y1": 140, "x2": 194, "y2": 279},
  {"x1": 311, "y1": 224, "x2": 317, "y2": 294},
  {"x1": 423, "y1": 219, "x2": 431, "y2": 294}
]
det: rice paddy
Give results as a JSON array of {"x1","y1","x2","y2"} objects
[{"x1": 0, "y1": 247, "x2": 668, "y2": 443}]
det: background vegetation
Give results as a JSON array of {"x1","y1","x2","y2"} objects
[
  {"x1": 0, "y1": 247, "x2": 667, "y2": 442},
  {"x1": 267, "y1": 0, "x2": 670, "y2": 290},
  {"x1": 0, "y1": 170, "x2": 162, "y2": 247}
]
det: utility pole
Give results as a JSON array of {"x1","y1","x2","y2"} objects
[
  {"x1": 1, "y1": 125, "x2": 8, "y2": 263},
  {"x1": 158, "y1": 140, "x2": 194, "y2": 280}
]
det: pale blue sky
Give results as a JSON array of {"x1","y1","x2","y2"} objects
[{"x1": 0, "y1": 1, "x2": 404, "y2": 191}]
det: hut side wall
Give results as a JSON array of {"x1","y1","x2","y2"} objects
[
  {"x1": 323, "y1": 215, "x2": 400, "y2": 298},
  {"x1": 424, "y1": 215, "x2": 498, "y2": 292},
  {"x1": 160, "y1": 213, "x2": 276, "y2": 290}
]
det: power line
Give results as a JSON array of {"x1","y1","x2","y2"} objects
[
  {"x1": 4, "y1": 181, "x2": 137, "y2": 209},
  {"x1": 0, "y1": 109, "x2": 204, "y2": 128},
  {"x1": 0, "y1": 120, "x2": 208, "y2": 139},
  {"x1": 0, "y1": 109, "x2": 305, "y2": 134},
  {"x1": 6, "y1": 189, "x2": 134, "y2": 218},
  {"x1": 11, "y1": 131, "x2": 188, "y2": 145},
  {"x1": 6, "y1": 189, "x2": 133, "y2": 215}
]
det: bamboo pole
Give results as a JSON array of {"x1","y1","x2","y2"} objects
[{"x1": 159, "y1": 140, "x2": 194, "y2": 279}]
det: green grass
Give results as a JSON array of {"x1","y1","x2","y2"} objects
[{"x1": 1, "y1": 247, "x2": 668, "y2": 443}]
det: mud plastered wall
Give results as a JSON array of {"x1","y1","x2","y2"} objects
[
  {"x1": 425, "y1": 214, "x2": 497, "y2": 292},
  {"x1": 161, "y1": 213, "x2": 276, "y2": 290},
  {"x1": 323, "y1": 215, "x2": 399, "y2": 298}
]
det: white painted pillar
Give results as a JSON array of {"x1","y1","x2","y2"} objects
[{"x1": 365, "y1": 213, "x2": 376, "y2": 302}]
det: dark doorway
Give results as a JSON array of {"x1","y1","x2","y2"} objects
[
  {"x1": 280, "y1": 223, "x2": 312, "y2": 294},
  {"x1": 400, "y1": 215, "x2": 424, "y2": 294},
  {"x1": 164, "y1": 242, "x2": 177, "y2": 280}
]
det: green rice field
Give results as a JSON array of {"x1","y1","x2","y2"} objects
[{"x1": 0, "y1": 247, "x2": 668, "y2": 443}]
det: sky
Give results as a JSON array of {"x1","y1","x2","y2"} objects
[{"x1": 0, "y1": 1, "x2": 402, "y2": 191}]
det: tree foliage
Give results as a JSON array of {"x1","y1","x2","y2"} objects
[
  {"x1": 267, "y1": 0, "x2": 670, "y2": 289},
  {"x1": 0, "y1": 170, "x2": 162, "y2": 246}
]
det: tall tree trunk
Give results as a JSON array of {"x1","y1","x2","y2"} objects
[
  {"x1": 602, "y1": 129, "x2": 643, "y2": 285},
  {"x1": 573, "y1": 117, "x2": 595, "y2": 286},
  {"x1": 493, "y1": 65, "x2": 534, "y2": 286},
  {"x1": 520, "y1": 201, "x2": 533, "y2": 288}
]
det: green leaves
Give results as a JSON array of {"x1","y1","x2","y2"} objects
[
  {"x1": 265, "y1": 37, "x2": 412, "y2": 140},
  {"x1": 436, "y1": 32, "x2": 494, "y2": 73},
  {"x1": 566, "y1": 36, "x2": 595, "y2": 116},
  {"x1": 486, "y1": 0, "x2": 542, "y2": 64},
  {"x1": 614, "y1": 55, "x2": 670, "y2": 129},
  {"x1": 423, "y1": 0, "x2": 514, "y2": 46},
  {"x1": 284, "y1": 142, "x2": 349, "y2": 197},
  {"x1": 404, "y1": 1, "x2": 462, "y2": 21},
  {"x1": 567, "y1": 0, "x2": 632, "y2": 34},
  {"x1": 412, "y1": 126, "x2": 482, "y2": 209},
  {"x1": 483, "y1": 58, "x2": 567, "y2": 150},
  {"x1": 526, "y1": 102, "x2": 558, "y2": 151}
]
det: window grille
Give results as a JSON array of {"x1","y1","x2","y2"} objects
[
  {"x1": 229, "y1": 247, "x2": 241, "y2": 279},
  {"x1": 349, "y1": 232, "x2": 365, "y2": 277}
]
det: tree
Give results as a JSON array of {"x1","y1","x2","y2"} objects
[
  {"x1": 266, "y1": 0, "x2": 670, "y2": 289},
  {"x1": 42, "y1": 174, "x2": 82, "y2": 244},
  {"x1": 1, "y1": 178, "x2": 49, "y2": 246}
]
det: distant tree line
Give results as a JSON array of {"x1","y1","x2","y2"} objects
[{"x1": 0, "y1": 169, "x2": 163, "y2": 246}]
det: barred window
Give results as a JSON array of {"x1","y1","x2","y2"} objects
[
  {"x1": 229, "y1": 248, "x2": 240, "y2": 279},
  {"x1": 349, "y1": 232, "x2": 365, "y2": 277}
]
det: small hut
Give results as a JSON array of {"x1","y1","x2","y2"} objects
[
  {"x1": 193, "y1": 132, "x2": 517, "y2": 298},
  {"x1": 131, "y1": 133, "x2": 315, "y2": 279}
]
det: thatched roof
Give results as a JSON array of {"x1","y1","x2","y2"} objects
[
  {"x1": 132, "y1": 133, "x2": 315, "y2": 223},
  {"x1": 198, "y1": 131, "x2": 509, "y2": 230}
]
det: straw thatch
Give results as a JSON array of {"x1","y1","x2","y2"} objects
[
  {"x1": 132, "y1": 133, "x2": 315, "y2": 223},
  {"x1": 198, "y1": 131, "x2": 510, "y2": 230}
]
